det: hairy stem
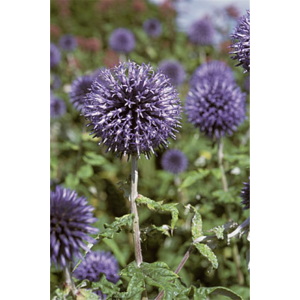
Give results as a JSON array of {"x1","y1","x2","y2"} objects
[
  {"x1": 130, "y1": 156, "x2": 148, "y2": 299},
  {"x1": 63, "y1": 264, "x2": 77, "y2": 298}
]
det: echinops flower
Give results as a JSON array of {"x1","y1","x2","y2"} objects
[
  {"x1": 59, "y1": 34, "x2": 77, "y2": 51},
  {"x1": 188, "y1": 18, "x2": 215, "y2": 45},
  {"x1": 161, "y1": 149, "x2": 188, "y2": 174},
  {"x1": 240, "y1": 177, "x2": 250, "y2": 210},
  {"x1": 109, "y1": 28, "x2": 136, "y2": 53},
  {"x1": 73, "y1": 251, "x2": 119, "y2": 294},
  {"x1": 50, "y1": 43, "x2": 61, "y2": 69},
  {"x1": 230, "y1": 10, "x2": 250, "y2": 73},
  {"x1": 50, "y1": 186, "x2": 99, "y2": 268},
  {"x1": 143, "y1": 18, "x2": 162, "y2": 37},
  {"x1": 190, "y1": 60, "x2": 235, "y2": 88},
  {"x1": 50, "y1": 94, "x2": 66, "y2": 118},
  {"x1": 158, "y1": 60, "x2": 186, "y2": 86},
  {"x1": 69, "y1": 75, "x2": 94, "y2": 111},
  {"x1": 84, "y1": 60, "x2": 181, "y2": 159},
  {"x1": 185, "y1": 72, "x2": 246, "y2": 138}
]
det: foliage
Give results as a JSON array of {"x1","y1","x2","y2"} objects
[{"x1": 50, "y1": 0, "x2": 250, "y2": 299}]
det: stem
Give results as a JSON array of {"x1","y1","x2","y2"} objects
[
  {"x1": 63, "y1": 265, "x2": 77, "y2": 298},
  {"x1": 155, "y1": 245, "x2": 195, "y2": 300},
  {"x1": 130, "y1": 156, "x2": 148, "y2": 299},
  {"x1": 217, "y1": 138, "x2": 228, "y2": 192}
]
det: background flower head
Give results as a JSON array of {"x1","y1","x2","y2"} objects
[
  {"x1": 69, "y1": 75, "x2": 94, "y2": 111},
  {"x1": 240, "y1": 177, "x2": 250, "y2": 210},
  {"x1": 84, "y1": 60, "x2": 181, "y2": 159},
  {"x1": 73, "y1": 250, "x2": 119, "y2": 283},
  {"x1": 161, "y1": 149, "x2": 188, "y2": 174},
  {"x1": 50, "y1": 43, "x2": 61, "y2": 69},
  {"x1": 50, "y1": 94, "x2": 66, "y2": 118},
  {"x1": 230, "y1": 10, "x2": 250, "y2": 73},
  {"x1": 158, "y1": 60, "x2": 186, "y2": 86},
  {"x1": 185, "y1": 77, "x2": 246, "y2": 139},
  {"x1": 108, "y1": 28, "x2": 136, "y2": 53},
  {"x1": 143, "y1": 18, "x2": 162, "y2": 37},
  {"x1": 190, "y1": 60, "x2": 235, "y2": 88},
  {"x1": 50, "y1": 186, "x2": 99, "y2": 268},
  {"x1": 59, "y1": 34, "x2": 77, "y2": 51},
  {"x1": 188, "y1": 18, "x2": 215, "y2": 45}
]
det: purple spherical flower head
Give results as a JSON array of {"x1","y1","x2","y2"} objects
[
  {"x1": 158, "y1": 60, "x2": 186, "y2": 86},
  {"x1": 109, "y1": 28, "x2": 136, "y2": 54},
  {"x1": 73, "y1": 250, "x2": 119, "y2": 296},
  {"x1": 143, "y1": 18, "x2": 162, "y2": 37},
  {"x1": 50, "y1": 94, "x2": 66, "y2": 118},
  {"x1": 188, "y1": 18, "x2": 215, "y2": 45},
  {"x1": 240, "y1": 177, "x2": 250, "y2": 209},
  {"x1": 59, "y1": 34, "x2": 77, "y2": 52},
  {"x1": 185, "y1": 77, "x2": 246, "y2": 139},
  {"x1": 50, "y1": 43, "x2": 61, "y2": 69},
  {"x1": 190, "y1": 60, "x2": 235, "y2": 88},
  {"x1": 69, "y1": 75, "x2": 94, "y2": 111},
  {"x1": 51, "y1": 74, "x2": 61, "y2": 90},
  {"x1": 50, "y1": 186, "x2": 99, "y2": 268},
  {"x1": 161, "y1": 149, "x2": 188, "y2": 174},
  {"x1": 230, "y1": 10, "x2": 250, "y2": 73},
  {"x1": 84, "y1": 60, "x2": 181, "y2": 159}
]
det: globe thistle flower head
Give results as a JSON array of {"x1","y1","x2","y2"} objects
[
  {"x1": 50, "y1": 186, "x2": 99, "y2": 268},
  {"x1": 84, "y1": 60, "x2": 182, "y2": 159},
  {"x1": 50, "y1": 43, "x2": 61, "y2": 69},
  {"x1": 240, "y1": 177, "x2": 250, "y2": 209},
  {"x1": 185, "y1": 78, "x2": 246, "y2": 139},
  {"x1": 230, "y1": 10, "x2": 250, "y2": 73},
  {"x1": 188, "y1": 18, "x2": 215, "y2": 45},
  {"x1": 158, "y1": 60, "x2": 186, "y2": 86},
  {"x1": 51, "y1": 74, "x2": 61, "y2": 90},
  {"x1": 50, "y1": 94, "x2": 66, "y2": 118},
  {"x1": 108, "y1": 28, "x2": 136, "y2": 53},
  {"x1": 143, "y1": 18, "x2": 162, "y2": 37},
  {"x1": 161, "y1": 149, "x2": 188, "y2": 174},
  {"x1": 190, "y1": 60, "x2": 235, "y2": 88},
  {"x1": 59, "y1": 34, "x2": 77, "y2": 51},
  {"x1": 69, "y1": 75, "x2": 94, "y2": 111}
]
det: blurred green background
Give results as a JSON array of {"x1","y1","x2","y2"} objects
[{"x1": 50, "y1": 0, "x2": 250, "y2": 299}]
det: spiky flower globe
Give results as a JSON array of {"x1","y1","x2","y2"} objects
[
  {"x1": 73, "y1": 250, "x2": 119, "y2": 298},
  {"x1": 59, "y1": 34, "x2": 77, "y2": 51},
  {"x1": 230, "y1": 10, "x2": 250, "y2": 73},
  {"x1": 158, "y1": 60, "x2": 186, "y2": 86},
  {"x1": 161, "y1": 149, "x2": 188, "y2": 174},
  {"x1": 50, "y1": 94, "x2": 66, "y2": 118},
  {"x1": 143, "y1": 18, "x2": 162, "y2": 37},
  {"x1": 185, "y1": 74, "x2": 246, "y2": 139},
  {"x1": 50, "y1": 43, "x2": 61, "y2": 69},
  {"x1": 190, "y1": 60, "x2": 235, "y2": 88},
  {"x1": 109, "y1": 28, "x2": 136, "y2": 54},
  {"x1": 50, "y1": 186, "x2": 99, "y2": 268},
  {"x1": 69, "y1": 75, "x2": 94, "y2": 111},
  {"x1": 84, "y1": 60, "x2": 181, "y2": 159},
  {"x1": 188, "y1": 18, "x2": 215, "y2": 45},
  {"x1": 240, "y1": 177, "x2": 250, "y2": 209}
]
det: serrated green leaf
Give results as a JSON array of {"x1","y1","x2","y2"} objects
[
  {"x1": 212, "y1": 189, "x2": 236, "y2": 203},
  {"x1": 82, "y1": 152, "x2": 108, "y2": 166},
  {"x1": 212, "y1": 225, "x2": 225, "y2": 240},
  {"x1": 180, "y1": 169, "x2": 210, "y2": 188},
  {"x1": 194, "y1": 243, "x2": 218, "y2": 269},
  {"x1": 185, "y1": 204, "x2": 203, "y2": 241},
  {"x1": 76, "y1": 288, "x2": 99, "y2": 300},
  {"x1": 136, "y1": 195, "x2": 179, "y2": 230},
  {"x1": 193, "y1": 286, "x2": 242, "y2": 300},
  {"x1": 91, "y1": 276, "x2": 120, "y2": 299}
]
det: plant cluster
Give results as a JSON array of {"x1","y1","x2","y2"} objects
[{"x1": 50, "y1": 1, "x2": 250, "y2": 299}]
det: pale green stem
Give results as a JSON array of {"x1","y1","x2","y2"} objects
[{"x1": 63, "y1": 264, "x2": 77, "y2": 298}]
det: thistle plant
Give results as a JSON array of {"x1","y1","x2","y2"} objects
[{"x1": 143, "y1": 18, "x2": 162, "y2": 37}]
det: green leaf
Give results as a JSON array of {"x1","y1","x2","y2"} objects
[
  {"x1": 64, "y1": 173, "x2": 79, "y2": 189},
  {"x1": 185, "y1": 204, "x2": 203, "y2": 241},
  {"x1": 193, "y1": 286, "x2": 243, "y2": 300},
  {"x1": 77, "y1": 165, "x2": 94, "y2": 179},
  {"x1": 136, "y1": 195, "x2": 179, "y2": 231},
  {"x1": 212, "y1": 189, "x2": 236, "y2": 203},
  {"x1": 91, "y1": 276, "x2": 120, "y2": 299},
  {"x1": 82, "y1": 152, "x2": 108, "y2": 166},
  {"x1": 76, "y1": 288, "x2": 99, "y2": 300},
  {"x1": 194, "y1": 243, "x2": 218, "y2": 269},
  {"x1": 211, "y1": 225, "x2": 225, "y2": 240},
  {"x1": 180, "y1": 169, "x2": 210, "y2": 188}
]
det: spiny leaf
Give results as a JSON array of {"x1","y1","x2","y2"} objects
[
  {"x1": 193, "y1": 286, "x2": 243, "y2": 300},
  {"x1": 185, "y1": 204, "x2": 203, "y2": 241},
  {"x1": 211, "y1": 225, "x2": 225, "y2": 240},
  {"x1": 136, "y1": 195, "x2": 179, "y2": 231},
  {"x1": 194, "y1": 243, "x2": 218, "y2": 269}
]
